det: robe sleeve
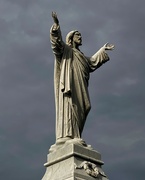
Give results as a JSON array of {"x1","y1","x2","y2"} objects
[
  {"x1": 87, "y1": 47, "x2": 110, "y2": 72},
  {"x1": 50, "y1": 24, "x2": 65, "y2": 59}
]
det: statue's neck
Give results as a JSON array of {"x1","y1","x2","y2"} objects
[{"x1": 72, "y1": 42, "x2": 80, "y2": 50}]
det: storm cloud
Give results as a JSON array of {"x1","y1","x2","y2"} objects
[{"x1": 0, "y1": 0, "x2": 145, "y2": 179}]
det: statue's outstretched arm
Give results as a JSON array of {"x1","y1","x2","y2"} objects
[
  {"x1": 88, "y1": 43, "x2": 115, "y2": 71},
  {"x1": 92, "y1": 43, "x2": 114, "y2": 60}
]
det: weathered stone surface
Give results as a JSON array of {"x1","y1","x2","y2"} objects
[
  {"x1": 42, "y1": 143, "x2": 109, "y2": 180},
  {"x1": 50, "y1": 12, "x2": 114, "y2": 142}
]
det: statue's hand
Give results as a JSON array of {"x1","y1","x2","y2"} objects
[
  {"x1": 52, "y1": 12, "x2": 59, "y2": 25},
  {"x1": 103, "y1": 43, "x2": 115, "y2": 50}
]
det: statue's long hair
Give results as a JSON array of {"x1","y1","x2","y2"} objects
[{"x1": 66, "y1": 30, "x2": 78, "y2": 47}]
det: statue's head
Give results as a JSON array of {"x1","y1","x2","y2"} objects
[{"x1": 66, "y1": 30, "x2": 82, "y2": 47}]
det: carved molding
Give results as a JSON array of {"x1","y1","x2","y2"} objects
[{"x1": 75, "y1": 161, "x2": 107, "y2": 178}]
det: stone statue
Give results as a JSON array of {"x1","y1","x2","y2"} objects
[{"x1": 50, "y1": 12, "x2": 114, "y2": 147}]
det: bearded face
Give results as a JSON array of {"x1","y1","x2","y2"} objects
[{"x1": 72, "y1": 31, "x2": 82, "y2": 46}]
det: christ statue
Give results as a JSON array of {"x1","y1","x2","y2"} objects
[{"x1": 50, "y1": 12, "x2": 114, "y2": 147}]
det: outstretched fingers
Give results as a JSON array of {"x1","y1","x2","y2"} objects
[{"x1": 104, "y1": 43, "x2": 115, "y2": 50}]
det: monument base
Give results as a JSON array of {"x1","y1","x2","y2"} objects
[{"x1": 42, "y1": 143, "x2": 109, "y2": 180}]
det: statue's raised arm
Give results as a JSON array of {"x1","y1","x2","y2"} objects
[{"x1": 50, "y1": 12, "x2": 64, "y2": 58}]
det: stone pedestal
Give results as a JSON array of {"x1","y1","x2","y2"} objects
[{"x1": 42, "y1": 143, "x2": 109, "y2": 180}]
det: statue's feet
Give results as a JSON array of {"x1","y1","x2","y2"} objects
[
  {"x1": 49, "y1": 137, "x2": 93, "y2": 153},
  {"x1": 65, "y1": 138, "x2": 93, "y2": 150},
  {"x1": 49, "y1": 137, "x2": 72, "y2": 153},
  {"x1": 56, "y1": 137, "x2": 72, "y2": 145}
]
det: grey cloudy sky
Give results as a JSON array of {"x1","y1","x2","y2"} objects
[{"x1": 0, "y1": 0, "x2": 145, "y2": 179}]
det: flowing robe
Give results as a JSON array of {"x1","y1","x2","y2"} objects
[{"x1": 50, "y1": 24, "x2": 110, "y2": 140}]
